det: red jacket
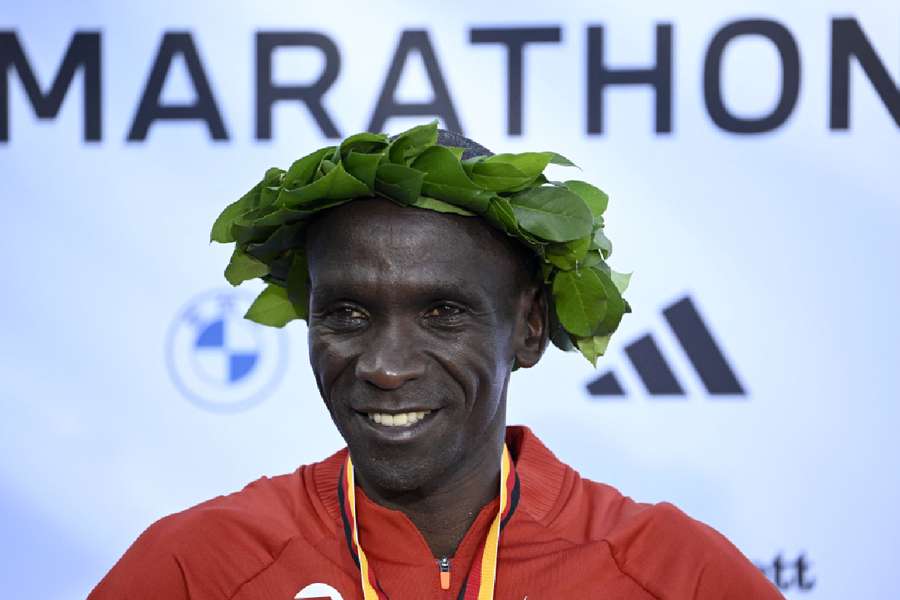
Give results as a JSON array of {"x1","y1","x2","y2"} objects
[{"x1": 89, "y1": 426, "x2": 783, "y2": 599}]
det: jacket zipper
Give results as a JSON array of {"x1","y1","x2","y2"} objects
[{"x1": 438, "y1": 556, "x2": 451, "y2": 590}]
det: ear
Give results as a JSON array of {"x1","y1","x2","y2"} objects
[{"x1": 514, "y1": 284, "x2": 549, "y2": 369}]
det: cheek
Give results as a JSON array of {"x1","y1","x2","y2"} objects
[
  {"x1": 472, "y1": 318, "x2": 518, "y2": 406},
  {"x1": 309, "y1": 320, "x2": 514, "y2": 411},
  {"x1": 438, "y1": 332, "x2": 512, "y2": 410},
  {"x1": 308, "y1": 332, "x2": 357, "y2": 400}
]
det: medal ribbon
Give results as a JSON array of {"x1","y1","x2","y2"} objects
[{"x1": 338, "y1": 444, "x2": 520, "y2": 600}]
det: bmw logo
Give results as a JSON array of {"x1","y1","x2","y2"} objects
[{"x1": 166, "y1": 288, "x2": 288, "y2": 412}]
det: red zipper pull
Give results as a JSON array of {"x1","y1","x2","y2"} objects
[{"x1": 438, "y1": 557, "x2": 451, "y2": 590}]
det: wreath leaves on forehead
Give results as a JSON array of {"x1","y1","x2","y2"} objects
[{"x1": 210, "y1": 120, "x2": 632, "y2": 366}]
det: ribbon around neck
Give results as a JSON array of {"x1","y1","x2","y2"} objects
[{"x1": 338, "y1": 444, "x2": 520, "y2": 599}]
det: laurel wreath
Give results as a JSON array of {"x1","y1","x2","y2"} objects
[{"x1": 210, "y1": 121, "x2": 631, "y2": 365}]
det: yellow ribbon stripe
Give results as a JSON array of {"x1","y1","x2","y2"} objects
[
  {"x1": 345, "y1": 461, "x2": 381, "y2": 600},
  {"x1": 477, "y1": 445, "x2": 511, "y2": 600}
]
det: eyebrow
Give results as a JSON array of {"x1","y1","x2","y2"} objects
[{"x1": 310, "y1": 278, "x2": 491, "y2": 307}]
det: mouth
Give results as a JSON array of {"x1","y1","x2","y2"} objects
[
  {"x1": 353, "y1": 408, "x2": 440, "y2": 441},
  {"x1": 364, "y1": 409, "x2": 432, "y2": 427}
]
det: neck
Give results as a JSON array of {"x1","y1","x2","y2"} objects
[{"x1": 355, "y1": 424, "x2": 505, "y2": 558}]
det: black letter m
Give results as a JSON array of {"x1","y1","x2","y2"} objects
[{"x1": 1, "y1": 31, "x2": 101, "y2": 142}]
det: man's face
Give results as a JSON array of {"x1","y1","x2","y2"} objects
[{"x1": 305, "y1": 198, "x2": 539, "y2": 494}]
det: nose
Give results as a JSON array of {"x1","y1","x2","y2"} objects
[{"x1": 355, "y1": 321, "x2": 426, "y2": 390}]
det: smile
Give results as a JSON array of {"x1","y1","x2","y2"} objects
[{"x1": 366, "y1": 410, "x2": 432, "y2": 427}]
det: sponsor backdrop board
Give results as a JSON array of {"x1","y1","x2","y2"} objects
[{"x1": 2, "y1": 1, "x2": 898, "y2": 598}]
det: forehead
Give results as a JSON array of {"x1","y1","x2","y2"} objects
[{"x1": 304, "y1": 198, "x2": 521, "y2": 299}]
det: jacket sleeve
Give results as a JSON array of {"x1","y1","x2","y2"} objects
[{"x1": 606, "y1": 502, "x2": 785, "y2": 600}]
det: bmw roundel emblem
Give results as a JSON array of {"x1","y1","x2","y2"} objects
[{"x1": 166, "y1": 288, "x2": 288, "y2": 412}]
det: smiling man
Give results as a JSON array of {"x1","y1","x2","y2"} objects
[{"x1": 89, "y1": 123, "x2": 783, "y2": 599}]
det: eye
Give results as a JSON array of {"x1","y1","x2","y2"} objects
[
  {"x1": 323, "y1": 305, "x2": 369, "y2": 330},
  {"x1": 424, "y1": 303, "x2": 466, "y2": 320}
]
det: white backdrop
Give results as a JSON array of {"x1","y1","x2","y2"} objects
[{"x1": 2, "y1": 1, "x2": 899, "y2": 598}]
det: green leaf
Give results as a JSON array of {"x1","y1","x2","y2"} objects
[
  {"x1": 575, "y1": 334, "x2": 612, "y2": 366},
  {"x1": 258, "y1": 186, "x2": 280, "y2": 208},
  {"x1": 210, "y1": 181, "x2": 261, "y2": 243},
  {"x1": 468, "y1": 161, "x2": 535, "y2": 192},
  {"x1": 483, "y1": 197, "x2": 520, "y2": 235},
  {"x1": 546, "y1": 235, "x2": 591, "y2": 270},
  {"x1": 483, "y1": 151, "x2": 574, "y2": 178},
  {"x1": 519, "y1": 229, "x2": 548, "y2": 249},
  {"x1": 224, "y1": 247, "x2": 269, "y2": 285},
  {"x1": 319, "y1": 159, "x2": 336, "y2": 175},
  {"x1": 444, "y1": 146, "x2": 466, "y2": 160},
  {"x1": 339, "y1": 132, "x2": 389, "y2": 159},
  {"x1": 547, "y1": 295, "x2": 576, "y2": 351},
  {"x1": 551, "y1": 268, "x2": 609, "y2": 337},
  {"x1": 388, "y1": 120, "x2": 439, "y2": 164},
  {"x1": 251, "y1": 207, "x2": 314, "y2": 228},
  {"x1": 258, "y1": 167, "x2": 286, "y2": 208},
  {"x1": 564, "y1": 180, "x2": 608, "y2": 220},
  {"x1": 343, "y1": 150, "x2": 381, "y2": 190},
  {"x1": 412, "y1": 196, "x2": 476, "y2": 216},
  {"x1": 265, "y1": 252, "x2": 293, "y2": 284},
  {"x1": 412, "y1": 146, "x2": 480, "y2": 189},
  {"x1": 230, "y1": 206, "x2": 281, "y2": 245},
  {"x1": 375, "y1": 163, "x2": 425, "y2": 205},
  {"x1": 540, "y1": 261, "x2": 555, "y2": 284},
  {"x1": 611, "y1": 270, "x2": 632, "y2": 294},
  {"x1": 592, "y1": 267, "x2": 627, "y2": 336},
  {"x1": 410, "y1": 146, "x2": 499, "y2": 213},
  {"x1": 283, "y1": 147, "x2": 334, "y2": 189},
  {"x1": 244, "y1": 284, "x2": 301, "y2": 327},
  {"x1": 460, "y1": 154, "x2": 487, "y2": 174},
  {"x1": 244, "y1": 221, "x2": 306, "y2": 262},
  {"x1": 420, "y1": 182, "x2": 494, "y2": 214},
  {"x1": 263, "y1": 166, "x2": 284, "y2": 184},
  {"x1": 278, "y1": 161, "x2": 371, "y2": 209},
  {"x1": 580, "y1": 251, "x2": 608, "y2": 272},
  {"x1": 286, "y1": 252, "x2": 310, "y2": 320},
  {"x1": 592, "y1": 228, "x2": 612, "y2": 258},
  {"x1": 547, "y1": 152, "x2": 576, "y2": 167},
  {"x1": 509, "y1": 186, "x2": 593, "y2": 242}
]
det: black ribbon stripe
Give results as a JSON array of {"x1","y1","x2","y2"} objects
[
  {"x1": 499, "y1": 471, "x2": 521, "y2": 532},
  {"x1": 336, "y1": 465, "x2": 360, "y2": 569}
]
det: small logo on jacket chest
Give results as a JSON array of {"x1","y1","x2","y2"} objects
[{"x1": 294, "y1": 582, "x2": 344, "y2": 599}]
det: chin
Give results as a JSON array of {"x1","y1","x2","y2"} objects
[
  {"x1": 349, "y1": 437, "x2": 454, "y2": 494},
  {"x1": 357, "y1": 451, "x2": 433, "y2": 492},
  {"x1": 367, "y1": 463, "x2": 428, "y2": 493}
]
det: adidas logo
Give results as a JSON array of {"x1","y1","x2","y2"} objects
[{"x1": 587, "y1": 295, "x2": 745, "y2": 398}]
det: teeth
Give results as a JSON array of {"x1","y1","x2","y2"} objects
[{"x1": 367, "y1": 410, "x2": 431, "y2": 427}]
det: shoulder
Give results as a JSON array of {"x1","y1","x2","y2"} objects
[
  {"x1": 151, "y1": 469, "x2": 309, "y2": 566},
  {"x1": 510, "y1": 428, "x2": 782, "y2": 599},
  {"x1": 89, "y1": 451, "x2": 346, "y2": 600},
  {"x1": 577, "y1": 485, "x2": 783, "y2": 599},
  {"x1": 600, "y1": 498, "x2": 734, "y2": 565}
]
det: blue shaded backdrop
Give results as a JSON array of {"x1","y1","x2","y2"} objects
[{"x1": 2, "y1": 1, "x2": 898, "y2": 598}]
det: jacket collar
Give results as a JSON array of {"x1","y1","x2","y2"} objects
[{"x1": 310, "y1": 425, "x2": 572, "y2": 557}]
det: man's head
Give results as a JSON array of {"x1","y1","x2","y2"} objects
[
  {"x1": 304, "y1": 144, "x2": 549, "y2": 493},
  {"x1": 210, "y1": 122, "x2": 630, "y2": 493}
]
